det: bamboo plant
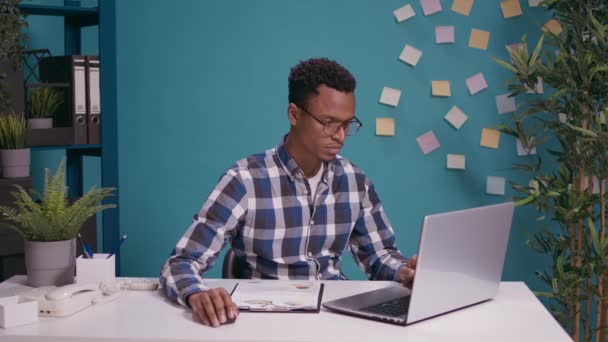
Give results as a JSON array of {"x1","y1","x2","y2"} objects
[
  {"x1": 0, "y1": 113, "x2": 27, "y2": 149},
  {"x1": 491, "y1": 0, "x2": 608, "y2": 341},
  {"x1": 0, "y1": 158, "x2": 116, "y2": 241}
]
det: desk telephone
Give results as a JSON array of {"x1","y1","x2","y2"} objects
[
  {"x1": 19, "y1": 278, "x2": 159, "y2": 318},
  {"x1": 20, "y1": 284, "x2": 103, "y2": 317}
]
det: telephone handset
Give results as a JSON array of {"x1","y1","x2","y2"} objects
[{"x1": 20, "y1": 283, "x2": 102, "y2": 317}]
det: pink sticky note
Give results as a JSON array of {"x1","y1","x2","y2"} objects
[
  {"x1": 465, "y1": 73, "x2": 488, "y2": 95},
  {"x1": 435, "y1": 26, "x2": 455, "y2": 44},
  {"x1": 416, "y1": 131, "x2": 440, "y2": 154},
  {"x1": 420, "y1": 0, "x2": 442, "y2": 16}
]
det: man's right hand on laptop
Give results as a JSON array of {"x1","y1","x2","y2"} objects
[
  {"x1": 188, "y1": 288, "x2": 239, "y2": 327},
  {"x1": 398, "y1": 255, "x2": 417, "y2": 288}
]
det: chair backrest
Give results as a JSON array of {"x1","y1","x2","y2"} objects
[
  {"x1": 222, "y1": 247, "x2": 240, "y2": 279},
  {"x1": 221, "y1": 247, "x2": 349, "y2": 279}
]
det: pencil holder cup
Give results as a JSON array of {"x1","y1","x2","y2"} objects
[{"x1": 76, "y1": 254, "x2": 115, "y2": 285}]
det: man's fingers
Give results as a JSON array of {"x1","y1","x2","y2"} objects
[
  {"x1": 407, "y1": 255, "x2": 418, "y2": 269},
  {"x1": 190, "y1": 299, "x2": 211, "y2": 326},
  {"x1": 194, "y1": 308, "x2": 211, "y2": 326},
  {"x1": 210, "y1": 289, "x2": 228, "y2": 323},
  {"x1": 201, "y1": 294, "x2": 221, "y2": 327},
  {"x1": 219, "y1": 289, "x2": 237, "y2": 319}
]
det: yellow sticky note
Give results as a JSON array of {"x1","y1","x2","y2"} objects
[
  {"x1": 469, "y1": 28, "x2": 490, "y2": 50},
  {"x1": 542, "y1": 19, "x2": 563, "y2": 35},
  {"x1": 500, "y1": 0, "x2": 522, "y2": 19},
  {"x1": 452, "y1": 0, "x2": 474, "y2": 16},
  {"x1": 480, "y1": 128, "x2": 500, "y2": 149},
  {"x1": 376, "y1": 118, "x2": 395, "y2": 136},
  {"x1": 432, "y1": 81, "x2": 451, "y2": 97}
]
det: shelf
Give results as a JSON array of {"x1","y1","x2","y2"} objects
[
  {"x1": 30, "y1": 144, "x2": 101, "y2": 153},
  {"x1": 18, "y1": 4, "x2": 99, "y2": 27}
]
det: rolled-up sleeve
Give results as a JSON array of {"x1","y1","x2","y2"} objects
[
  {"x1": 348, "y1": 176, "x2": 407, "y2": 281},
  {"x1": 159, "y1": 168, "x2": 247, "y2": 306}
]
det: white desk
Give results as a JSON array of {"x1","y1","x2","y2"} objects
[{"x1": 0, "y1": 276, "x2": 571, "y2": 342}]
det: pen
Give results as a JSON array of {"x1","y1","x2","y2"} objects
[
  {"x1": 78, "y1": 233, "x2": 93, "y2": 258},
  {"x1": 107, "y1": 234, "x2": 128, "y2": 259}
]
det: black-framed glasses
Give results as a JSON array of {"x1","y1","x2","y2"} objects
[{"x1": 299, "y1": 106, "x2": 363, "y2": 136}]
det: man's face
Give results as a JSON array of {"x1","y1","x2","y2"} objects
[{"x1": 291, "y1": 85, "x2": 356, "y2": 162}]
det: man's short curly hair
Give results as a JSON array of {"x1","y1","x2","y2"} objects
[{"x1": 288, "y1": 58, "x2": 356, "y2": 107}]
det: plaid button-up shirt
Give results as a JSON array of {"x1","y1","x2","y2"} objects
[{"x1": 160, "y1": 138, "x2": 408, "y2": 306}]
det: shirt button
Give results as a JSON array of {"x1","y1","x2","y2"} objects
[
  {"x1": 310, "y1": 220, "x2": 315, "y2": 225},
  {"x1": 308, "y1": 252, "x2": 313, "y2": 257}
]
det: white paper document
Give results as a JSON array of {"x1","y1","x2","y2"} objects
[{"x1": 231, "y1": 280, "x2": 324, "y2": 312}]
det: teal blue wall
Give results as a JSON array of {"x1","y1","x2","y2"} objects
[
  {"x1": 25, "y1": 0, "x2": 102, "y2": 248},
  {"x1": 27, "y1": 0, "x2": 556, "y2": 289},
  {"x1": 111, "y1": 0, "x2": 554, "y2": 287}
]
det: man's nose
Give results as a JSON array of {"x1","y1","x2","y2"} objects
[{"x1": 332, "y1": 125, "x2": 346, "y2": 143}]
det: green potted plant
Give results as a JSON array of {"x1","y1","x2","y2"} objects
[
  {"x1": 0, "y1": 113, "x2": 29, "y2": 178},
  {"x1": 0, "y1": 158, "x2": 116, "y2": 287},
  {"x1": 26, "y1": 86, "x2": 63, "y2": 129},
  {"x1": 491, "y1": 0, "x2": 608, "y2": 340}
]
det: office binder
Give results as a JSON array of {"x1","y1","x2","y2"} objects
[
  {"x1": 39, "y1": 56, "x2": 88, "y2": 145},
  {"x1": 85, "y1": 56, "x2": 101, "y2": 144}
]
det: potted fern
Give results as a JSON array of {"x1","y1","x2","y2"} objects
[
  {"x1": 26, "y1": 86, "x2": 63, "y2": 129},
  {"x1": 0, "y1": 113, "x2": 29, "y2": 178},
  {"x1": 0, "y1": 158, "x2": 116, "y2": 286}
]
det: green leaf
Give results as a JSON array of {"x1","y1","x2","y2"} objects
[
  {"x1": 529, "y1": 35, "x2": 544, "y2": 67},
  {"x1": 588, "y1": 218, "x2": 600, "y2": 255},
  {"x1": 515, "y1": 195, "x2": 536, "y2": 206},
  {"x1": 491, "y1": 56, "x2": 519, "y2": 74}
]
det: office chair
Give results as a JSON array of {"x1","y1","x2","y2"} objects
[
  {"x1": 222, "y1": 247, "x2": 349, "y2": 279},
  {"x1": 222, "y1": 247, "x2": 243, "y2": 279}
]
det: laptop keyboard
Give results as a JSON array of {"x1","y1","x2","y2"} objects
[{"x1": 359, "y1": 296, "x2": 410, "y2": 317}]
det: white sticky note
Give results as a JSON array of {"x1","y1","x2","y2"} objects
[
  {"x1": 379, "y1": 87, "x2": 402, "y2": 107},
  {"x1": 516, "y1": 139, "x2": 537, "y2": 156},
  {"x1": 399, "y1": 44, "x2": 423, "y2": 66},
  {"x1": 528, "y1": 0, "x2": 542, "y2": 7},
  {"x1": 447, "y1": 154, "x2": 466, "y2": 170},
  {"x1": 496, "y1": 94, "x2": 516, "y2": 114},
  {"x1": 444, "y1": 106, "x2": 468, "y2": 129},
  {"x1": 526, "y1": 77, "x2": 544, "y2": 94},
  {"x1": 394, "y1": 4, "x2": 416, "y2": 22},
  {"x1": 487, "y1": 176, "x2": 506, "y2": 195}
]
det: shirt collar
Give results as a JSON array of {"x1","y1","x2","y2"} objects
[{"x1": 275, "y1": 134, "x2": 335, "y2": 183}]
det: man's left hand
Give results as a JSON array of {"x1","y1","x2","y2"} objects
[{"x1": 398, "y1": 255, "x2": 417, "y2": 288}]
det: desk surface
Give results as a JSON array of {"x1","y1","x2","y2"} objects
[{"x1": 0, "y1": 276, "x2": 571, "y2": 342}]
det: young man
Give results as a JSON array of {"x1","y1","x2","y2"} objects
[{"x1": 160, "y1": 58, "x2": 417, "y2": 327}]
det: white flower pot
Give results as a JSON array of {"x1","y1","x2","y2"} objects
[
  {"x1": 28, "y1": 118, "x2": 53, "y2": 129},
  {"x1": 0, "y1": 148, "x2": 30, "y2": 178}
]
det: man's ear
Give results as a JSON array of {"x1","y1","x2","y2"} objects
[{"x1": 287, "y1": 103, "x2": 300, "y2": 126}]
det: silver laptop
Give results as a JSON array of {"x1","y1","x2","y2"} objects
[{"x1": 323, "y1": 202, "x2": 514, "y2": 325}]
